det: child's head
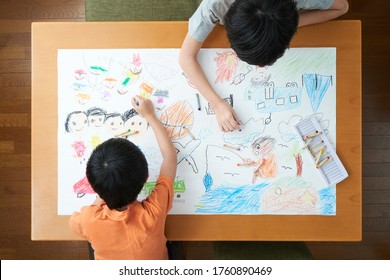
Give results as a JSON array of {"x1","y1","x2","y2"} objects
[
  {"x1": 224, "y1": 0, "x2": 298, "y2": 67},
  {"x1": 86, "y1": 138, "x2": 148, "y2": 210}
]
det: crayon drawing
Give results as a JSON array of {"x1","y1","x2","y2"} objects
[{"x1": 58, "y1": 48, "x2": 336, "y2": 215}]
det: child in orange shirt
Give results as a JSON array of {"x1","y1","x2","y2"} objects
[{"x1": 69, "y1": 95, "x2": 177, "y2": 260}]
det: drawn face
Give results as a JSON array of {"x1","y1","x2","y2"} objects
[
  {"x1": 67, "y1": 112, "x2": 88, "y2": 132},
  {"x1": 74, "y1": 69, "x2": 86, "y2": 80},
  {"x1": 252, "y1": 137, "x2": 275, "y2": 157},
  {"x1": 103, "y1": 78, "x2": 117, "y2": 89},
  {"x1": 88, "y1": 114, "x2": 105, "y2": 128},
  {"x1": 125, "y1": 115, "x2": 147, "y2": 135},
  {"x1": 105, "y1": 115, "x2": 124, "y2": 134}
]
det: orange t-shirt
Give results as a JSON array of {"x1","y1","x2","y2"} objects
[{"x1": 69, "y1": 175, "x2": 173, "y2": 260}]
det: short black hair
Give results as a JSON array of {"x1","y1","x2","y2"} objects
[
  {"x1": 224, "y1": 0, "x2": 298, "y2": 66},
  {"x1": 122, "y1": 108, "x2": 139, "y2": 122},
  {"x1": 86, "y1": 138, "x2": 148, "y2": 209}
]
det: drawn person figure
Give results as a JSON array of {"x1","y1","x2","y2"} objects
[
  {"x1": 252, "y1": 136, "x2": 278, "y2": 183},
  {"x1": 86, "y1": 107, "x2": 106, "y2": 130},
  {"x1": 69, "y1": 95, "x2": 177, "y2": 260},
  {"x1": 65, "y1": 111, "x2": 88, "y2": 134},
  {"x1": 179, "y1": 0, "x2": 348, "y2": 132},
  {"x1": 123, "y1": 108, "x2": 148, "y2": 137},
  {"x1": 85, "y1": 107, "x2": 108, "y2": 149},
  {"x1": 104, "y1": 112, "x2": 124, "y2": 135},
  {"x1": 65, "y1": 111, "x2": 89, "y2": 163}
]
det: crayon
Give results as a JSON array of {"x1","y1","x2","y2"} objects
[
  {"x1": 316, "y1": 156, "x2": 333, "y2": 168},
  {"x1": 123, "y1": 130, "x2": 139, "y2": 137},
  {"x1": 183, "y1": 126, "x2": 196, "y2": 140},
  {"x1": 237, "y1": 160, "x2": 255, "y2": 166},
  {"x1": 223, "y1": 143, "x2": 240, "y2": 151},
  {"x1": 302, "y1": 138, "x2": 313, "y2": 149},
  {"x1": 196, "y1": 93, "x2": 201, "y2": 111},
  {"x1": 114, "y1": 129, "x2": 131, "y2": 138},
  {"x1": 303, "y1": 130, "x2": 322, "y2": 140}
]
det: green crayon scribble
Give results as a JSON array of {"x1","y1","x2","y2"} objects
[
  {"x1": 90, "y1": 65, "x2": 108, "y2": 72},
  {"x1": 142, "y1": 180, "x2": 186, "y2": 196},
  {"x1": 122, "y1": 77, "x2": 130, "y2": 86}
]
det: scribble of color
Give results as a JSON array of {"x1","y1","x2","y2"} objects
[
  {"x1": 318, "y1": 186, "x2": 336, "y2": 215},
  {"x1": 74, "y1": 69, "x2": 87, "y2": 80},
  {"x1": 253, "y1": 154, "x2": 278, "y2": 180},
  {"x1": 73, "y1": 176, "x2": 95, "y2": 198},
  {"x1": 132, "y1": 53, "x2": 142, "y2": 68},
  {"x1": 100, "y1": 89, "x2": 111, "y2": 101},
  {"x1": 160, "y1": 100, "x2": 194, "y2": 139},
  {"x1": 71, "y1": 140, "x2": 87, "y2": 158},
  {"x1": 90, "y1": 135, "x2": 103, "y2": 149},
  {"x1": 195, "y1": 183, "x2": 269, "y2": 214},
  {"x1": 203, "y1": 172, "x2": 213, "y2": 192},
  {"x1": 75, "y1": 93, "x2": 91, "y2": 105},
  {"x1": 302, "y1": 74, "x2": 332, "y2": 112},
  {"x1": 214, "y1": 50, "x2": 239, "y2": 84}
]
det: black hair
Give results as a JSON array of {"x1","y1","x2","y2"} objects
[
  {"x1": 86, "y1": 138, "x2": 149, "y2": 210},
  {"x1": 224, "y1": 0, "x2": 298, "y2": 66},
  {"x1": 122, "y1": 108, "x2": 139, "y2": 122},
  {"x1": 104, "y1": 112, "x2": 124, "y2": 124},
  {"x1": 86, "y1": 107, "x2": 106, "y2": 117}
]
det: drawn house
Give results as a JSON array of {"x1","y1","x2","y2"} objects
[{"x1": 244, "y1": 82, "x2": 302, "y2": 113}]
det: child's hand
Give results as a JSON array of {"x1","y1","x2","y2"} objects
[
  {"x1": 131, "y1": 95, "x2": 156, "y2": 121},
  {"x1": 213, "y1": 101, "x2": 241, "y2": 132}
]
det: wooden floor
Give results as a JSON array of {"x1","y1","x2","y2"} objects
[{"x1": 0, "y1": 0, "x2": 389, "y2": 260}]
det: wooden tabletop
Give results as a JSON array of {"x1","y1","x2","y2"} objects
[{"x1": 31, "y1": 21, "x2": 361, "y2": 241}]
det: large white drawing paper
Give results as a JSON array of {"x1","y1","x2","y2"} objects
[{"x1": 57, "y1": 48, "x2": 336, "y2": 215}]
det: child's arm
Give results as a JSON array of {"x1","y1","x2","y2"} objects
[
  {"x1": 298, "y1": 0, "x2": 349, "y2": 27},
  {"x1": 179, "y1": 33, "x2": 241, "y2": 132},
  {"x1": 132, "y1": 95, "x2": 177, "y2": 182}
]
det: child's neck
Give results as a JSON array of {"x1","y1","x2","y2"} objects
[{"x1": 115, "y1": 205, "x2": 128, "y2": 212}]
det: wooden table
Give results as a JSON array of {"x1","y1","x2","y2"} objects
[{"x1": 31, "y1": 21, "x2": 361, "y2": 241}]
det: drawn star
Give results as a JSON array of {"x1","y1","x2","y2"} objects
[{"x1": 300, "y1": 190, "x2": 317, "y2": 207}]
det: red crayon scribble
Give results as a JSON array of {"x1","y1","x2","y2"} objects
[
  {"x1": 295, "y1": 153, "x2": 303, "y2": 177},
  {"x1": 73, "y1": 176, "x2": 95, "y2": 198},
  {"x1": 214, "y1": 50, "x2": 239, "y2": 84}
]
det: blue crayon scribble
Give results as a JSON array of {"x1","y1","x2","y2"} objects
[
  {"x1": 196, "y1": 182, "x2": 270, "y2": 214},
  {"x1": 203, "y1": 172, "x2": 213, "y2": 192},
  {"x1": 318, "y1": 186, "x2": 336, "y2": 215},
  {"x1": 302, "y1": 74, "x2": 332, "y2": 112}
]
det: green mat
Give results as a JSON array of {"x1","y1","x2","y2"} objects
[{"x1": 85, "y1": 0, "x2": 202, "y2": 21}]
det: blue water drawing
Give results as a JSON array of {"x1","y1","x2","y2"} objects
[
  {"x1": 195, "y1": 182, "x2": 270, "y2": 214},
  {"x1": 244, "y1": 84, "x2": 302, "y2": 113},
  {"x1": 302, "y1": 74, "x2": 333, "y2": 112},
  {"x1": 318, "y1": 186, "x2": 336, "y2": 215}
]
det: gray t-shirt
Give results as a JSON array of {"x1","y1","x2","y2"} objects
[{"x1": 189, "y1": 0, "x2": 334, "y2": 42}]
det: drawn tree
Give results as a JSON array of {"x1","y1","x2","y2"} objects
[{"x1": 283, "y1": 141, "x2": 304, "y2": 177}]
